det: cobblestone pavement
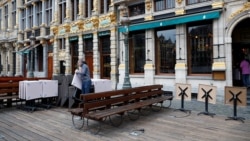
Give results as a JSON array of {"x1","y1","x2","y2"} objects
[{"x1": 163, "y1": 99, "x2": 250, "y2": 120}]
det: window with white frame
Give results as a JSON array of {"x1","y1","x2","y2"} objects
[
  {"x1": 186, "y1": 0, "x2": 211, "y2": 5},
  {"x1": 59, "y1": 0, "x2": 66, "y2": 24},
  {"x1": 59, "y1": 38, "x2": 66, "y2": 50},
  {"x1": 36, "y1": 1, "x2": 42, "y2": 26},
  {"x1": 27, "y1": 5, "x2": 33, "y2": 28},
  {"x1": 154, "y1": 0, "x2": 175, "y2": 11},
  {"x1": 71, "y1": 0, "x2": 79, "y2": 21},
  {"x1": 84, "y1": 0, "x2": 93, "y2": 18},
  {"x1": 100, "y1": 0, "x2": 110, "y2": 14},
  {"x1": 4, "y1": 4, "x2": 8, "y2": 29},
  {"x1": 12, "y1": 0, "x2": 16, "y2": 28},
  {"x1": 21, "y1": 9, "x2": 26, "y2": 30},
  {"x1": 45, "y1": 0, "x2": 53, "y2": 25}
]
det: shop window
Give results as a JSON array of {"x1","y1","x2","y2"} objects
[
  {"x1": 187, "y1": 21, "x2": 213, "y2": 74},
  {"x1": 155, "y1": 28, "x2": 176, "y2": 74},
  {"x1": 130, "y1": 32, "x2": 145, "y2": 73}
]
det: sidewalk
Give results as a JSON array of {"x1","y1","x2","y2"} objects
[{"x1": 164, "y1": 99, "x2": 250, "y2": 120}]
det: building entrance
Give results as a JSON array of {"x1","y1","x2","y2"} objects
[{"x1": 232, "y1": 18, "x2": 250, "y2": 86}]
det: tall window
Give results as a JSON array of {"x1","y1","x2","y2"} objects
[
  {"x1": 187, "y1": 0, "x2": 211, "y2": 5},
  {"x1": 128, "y1": 3, "x2": 145, "y2": 17},
  {"x1": 100, "y1": 0, "x2": 110, "y2": 14},
  {"x1": 12, "y1": 0, "x2": 17, "y2": 28},
  {"x1": 130, "y1": 32, "x2": 145, "y2": 73},
  {"x1": 85, "y1": 0, "x2": 93, "y2": 18},
  {"x1": 187, "y1": 21, "x2": 213, "y2": 74},
  {"x1": 154, "y1": 0, "x2": 175, "y2": 11},
  {"x1": 28, "y1": 5, "x2": 33, "y2": 28},
  {"x1": 59, "y1": 38, "x2": 66, "y2": 50},
  {"x1": 59, "y1": 0, "x2": 66, "y2": 24},
  {"x1": 4, "y1": 5, "x2": 8, "y2": 29},
  {"x1": 36, "y1": 2, "x2": 43, "y2": 26},
  {"x1": 21, "y1": 9, "x2": 26, "y2": 30},
  {"x1": 71, "y1": 0, "x2": 79, "y2": 21},
  {"x1": 45, "y1": 0, "x2": 53, "y2": 25},
  {"x1": 156, "y1": 28, "x2": 176, "y2": 74}
]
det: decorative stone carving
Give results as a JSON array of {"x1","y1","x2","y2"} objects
[
  {"x1": 176, "y1": 0, "x2": 183, "y2": 5},
  {"x1": 145, "y1": 0, "x2": 152, "y2": 11},
  {"x1": 175, "y1": 8, "x2": 185, "y2": 15},
  {"x1": 99, "y1": 13, "x2": 116, "y2": 28},
  {"x1": 91, "y1": 16, "x2": 99, "y2": 28},
  {"x1": 63, "y1": 23, "x2": 71, "y2": 32},
  {"x1": 230, "y1": 2, "x2": 250, "y2": 19},
  {"x1": 51, "y1": 26, "x2": 58, "y2": 35}
]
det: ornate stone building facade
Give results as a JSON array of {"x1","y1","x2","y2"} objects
[{"x1": 0, "y1": 0, "x2": 250, "y2": 104}]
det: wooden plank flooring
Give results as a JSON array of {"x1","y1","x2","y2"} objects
[{"x1": 0, "y1": 107, "x2": 250, "y2": 141}]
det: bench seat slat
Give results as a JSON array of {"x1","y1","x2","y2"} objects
[{"x1": 86, "y1": 95, "x2": 173, "y2": 120}]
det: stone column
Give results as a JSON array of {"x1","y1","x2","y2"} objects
[
  {"x1": 14, "y1": 44, "x2": 21, "y2": 76},
  {"x1": 1, "y1": 48, "x2": 7, "y2": 75},
  {"x1": 66, "y1": 0, "x2": 71, "y2": 21},
  {"x1": 25, "y1": 7, "x2": 28, "y2": 30},
  {"x1": 110, "y1": 28, "x2": 117, "y2": 89},
  {"x1": 118, "y1": 29, "x2": 125, "y2": 89},
  {"x1": 53, "y1": 39, "x2": 59, "y2": 75},
  {"x1": 78, "y1": 0, "x2": 84, "y2": 19},
  {"x1": 34, "y1": 47, "x2": 38, "y2": 72},
  {"x1": 92, "y1": 0, "x2": 98, "y2": 15},
  {"x1": 78, "y1": 34, "x2": 84, "y2": 60},
  {"x1": 144, "y1": 29, "x2": 155, "y2": 85},
  {"x1": 175, "y1": 25, "x2": 187, "y2": 84},
  {"x1": 15, "y1": 45, "x2": 21, "y2": 76},
  {"x1": 93, "y1": 31, "x2": 100, "y2": 79},
  {"x1": 42, "y1": 0, "x2": 46, "y2": 25},
  {"x1": 42, "y1": 40, "x2": 48, "y2": 77},
  {"x1": 65, "y1": 36, "x2": 71, "y2": 75},
  {"x1": 8, "y1": 0, "x2": 12, "y2": 30},
  {"x1": 5, "y1": 43, "x2": 13, "y2": 76},
  {"x1": 32, "y1": 2, "x2": 37, "y2": 27}
]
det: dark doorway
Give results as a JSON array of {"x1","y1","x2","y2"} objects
[
  {"x1": 232, "y1": 18, "x2": 250, "y2": 86},
  {"x1": 99, "y1": 35, "x2": 111, "y2": 79},
  {"x1": 70, "y1": 40, "x2": 79, "y2": 75}
]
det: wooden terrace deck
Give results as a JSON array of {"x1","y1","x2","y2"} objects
[{"x1": 0, "y1": 107, "x2": 250, "y2": 141}]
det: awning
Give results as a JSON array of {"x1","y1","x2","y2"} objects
[
  {"x1": 27, "y1": 43, "x2": 41, "y2": 51},
  {"x1": 17, "y1": 46, "x2": 31, "y2": 54},
  {"x1": 119, "y1": 10, "x2": 221, "y2": 32}
]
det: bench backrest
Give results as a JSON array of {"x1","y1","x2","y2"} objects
[
  {"x1": 0, "y1": 77, "x2": 50, "y2": 83},
  {"x1": 81, "y1": 85, "x2": 163, "y2": 115},
  {"x1": 0, "y1": 82, "x2": 19, "y2": 94}
]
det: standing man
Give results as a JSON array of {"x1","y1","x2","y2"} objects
[
  {"x1": 240, "y1": 57, "x2": 250, "y2": 87},
  {"x1": 75, "y1": 59, "x2": 92, "y2": 94}
]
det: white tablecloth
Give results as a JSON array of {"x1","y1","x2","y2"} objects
[
  {"x1": 71, "y1": 74, "x2": 112, "y2": 92},
  {"x1": 39, "y1": 80, "x2": 58, "y2": 97},
  {"x1": 19, "y1": 81, "x2": 43, "y2": 100},
  {"x1": 91, "y1": 79, "x2": 112, "y2": 93},
  {"x1": 19, "y1": 80, "x2": 58, "y2": 100}
]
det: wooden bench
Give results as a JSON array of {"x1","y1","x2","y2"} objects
[
  {"x1": 0, "y1": 77, "x2": 51, "y2": 108},
  {"x1": 70, "y1": 84, "x2": 173, "y2": 134},
  {"x1": 0, "y1": 82, "x2": 19, "y2": 107}
]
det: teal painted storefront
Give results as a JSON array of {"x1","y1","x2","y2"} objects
[{"x1": 119, "y1": 10, "x2": 221, "y2": 32}]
